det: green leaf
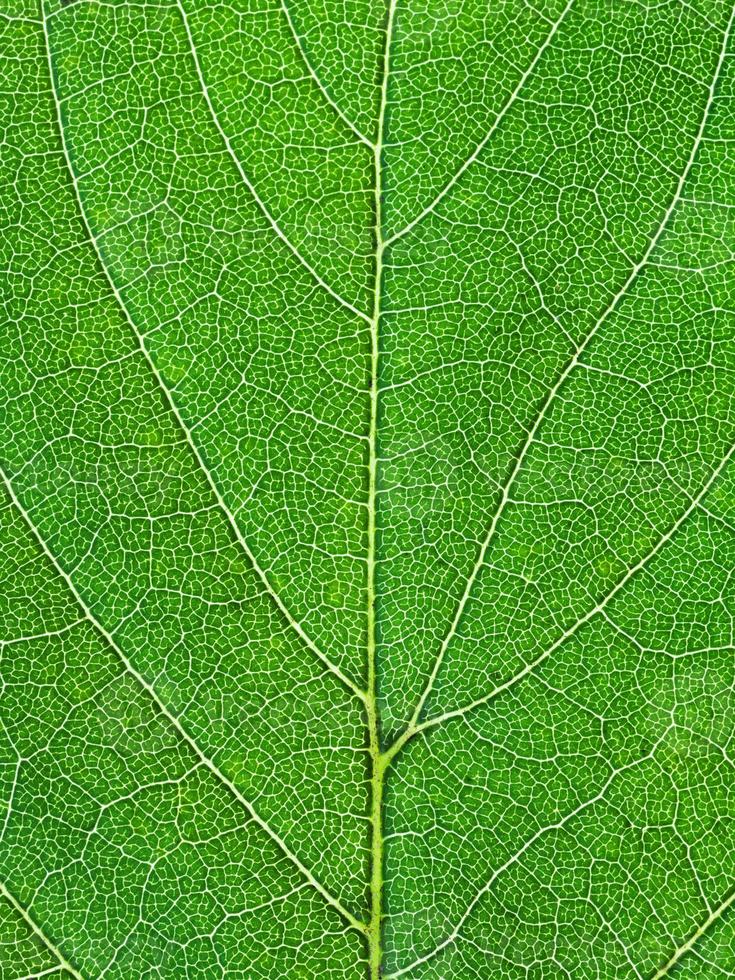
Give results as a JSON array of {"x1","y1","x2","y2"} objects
[{"x1": 2, "y1": 0, "x2": 735, "y2": 977}]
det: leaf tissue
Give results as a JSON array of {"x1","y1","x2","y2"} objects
[{"x1": 2, "y1": 0, "x2": 735, "y2": 976}]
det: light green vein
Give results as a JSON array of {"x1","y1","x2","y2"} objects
[
  {"x1": 41, "y1": 0, "x2": 366, "y2": 704},
  {"x1": 0, "y1": 881, "x2": 84, "y2": 980},
  {"x1": 0, "y1": 462, "x2": 367, "y2": 937},
  {"x1": 382, "y1": 0, "x2": 576, "y2": 248},
  {"x1": 366, "y1": 0, "x2": 399, "y2": 975},
  {"x1": 652, "y1": 887, "x2": 735, "y2": 978},
  {"x1": 390, "y1": 0, "x2": 735, "y2": 754},
  {"x1": 280, "y1": 0, "x2": 374, "y2": 148},
  {"x1": 176, "y1": 0, "x2": 371, "y2": 324}
]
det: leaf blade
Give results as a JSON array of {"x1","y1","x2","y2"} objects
[{"x1": 3, "y1": 0, "x2": 735, "y2": 976}]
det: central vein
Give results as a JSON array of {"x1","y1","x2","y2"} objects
[{"x1": 366, "y1": 1, "x2": 398, "y2": 975}]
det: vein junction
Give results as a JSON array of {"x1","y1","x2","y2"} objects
[{"x1": 3, "y1": 0, "x2": 735, "y2": 977}]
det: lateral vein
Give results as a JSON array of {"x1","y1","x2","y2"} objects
[
  {"x1": 176, "y1": 0, "x2": 371, "y2": 324},
  {"x1": 40, "y1": 1, "x2": 366, "y2": 705},
  {"x1": 0, "y1": 464, "x2": 367, "y2": 937},
  {"x1": 385, "y1": 745, "x2": 668, "y2": 978},
  {"x1": 394, "y1": 0, "x2": 735, "y2": 746},
  {"x1": 0, "y1": 880, "x2": 85, "y2": 980},
  {"x1": 390, "y1": 436, "x2": 735, "y2": 755},
  {"x1": 382, "y1": 0, "x2": 576, "y2": 248},
  {"x1": 651, "y1": 886, "x2": 735, "y2": 979},
  {"x1": 280, "y1": 0, "x2": 375, "y2": 148}
]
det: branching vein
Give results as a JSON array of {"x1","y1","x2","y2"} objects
[
  {"x1": 651, "y1": 887, "x2": 735, "y2": 979},
  {"x1": 0, "y1": 881, "x2": 85, "y2": 980},
  {"x1": 383, "y1": 0, "x2": 575, "y2": 248},
  {"x1": 280, "y1": 0, "x2": 374, "y2": 148},
  {"x1": 177, "y1": 0, "x2": 371, "y2": 324},
  {"x1": 393, "y1": 0, "x2": 735, "y2": 750},
  {"x1": 0, "y1": 464, "x2": 367, "y2": 937},
  {"x1": 41, "y1": 1, "x2": 366, "y2": 704}
]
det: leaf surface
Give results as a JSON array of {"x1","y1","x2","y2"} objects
[{"x1": 2, "y1": 0, "x2": 735, "y2": 976}]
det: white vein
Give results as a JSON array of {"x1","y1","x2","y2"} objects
[
  {"x1": 280, "y1": 0, "x2": 374, "y2": 148},
  {"x1": 0, "y1": 462, "x2": 366, "y2": 936},
  {"x1": 41, "y1": 0, "x2": 365, "y2": 704},
  {"x1": 394, "y1": 0, "x2": 735, "y2": 747},
  {"x1": 177, "y1": 0, "x2": 371, "y2": 325},
  {"x1": 382, "y1": 0, "x2": 576, "y2": 248},
  {"x1": 0, "y1": 880, "x2": 85, "y2": 980}
]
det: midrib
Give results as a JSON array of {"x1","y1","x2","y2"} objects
[{"x1": 366, "y1": 0, "x2": 399, "y2": 975}]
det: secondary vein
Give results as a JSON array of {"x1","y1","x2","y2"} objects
[
  {"x1": 382, "y1": 0, "x2": 575, "y2": 248},
  {"x1": 0, "y1": 880, "x2": 85, "y2": 980},
  {"x1": 40, "y1": 1, "x2": 365, "y2": 705},
  {"x1": 280, "y1": 0, "x2": 375, "y2": 148},
  {"x1": 386, "y1": 436, "x2": 735, "y2": 761},
  {"x1": 651, "y1": 886, "x2": 735, "y2": 979},
  {"x1": 176, "y1": 0, "x2": 371, "y2": 325},
  {"x1": 33, "y1": 0, "x2": 368, "y2": 935},
  {"x1": 389, "y1": 0, "x2": 735, "y2": 756},
  {"x1": 0, "y1": 463, "x2": 367, "y2": 937},
  {"x1": 384, "y1": 744, "x2": 669, "y2": 979}
]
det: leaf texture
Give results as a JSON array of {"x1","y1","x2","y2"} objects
[{"x1": 2, "y1": 0, "x2": 735, "y2": 977}]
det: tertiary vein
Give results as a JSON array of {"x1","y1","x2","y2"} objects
[
  {"x1": 41, "y1": 0, "x2": 365, "y2": 705},
  {"x1": 389, "y1": 0, "x2": 734, "y2": 756},
  {"x1": 0, "y1": 463, "x2": 366, "y2": 937},
  {"x1": 0, "y1": 880, "x2": 85, "y2": 980}
]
